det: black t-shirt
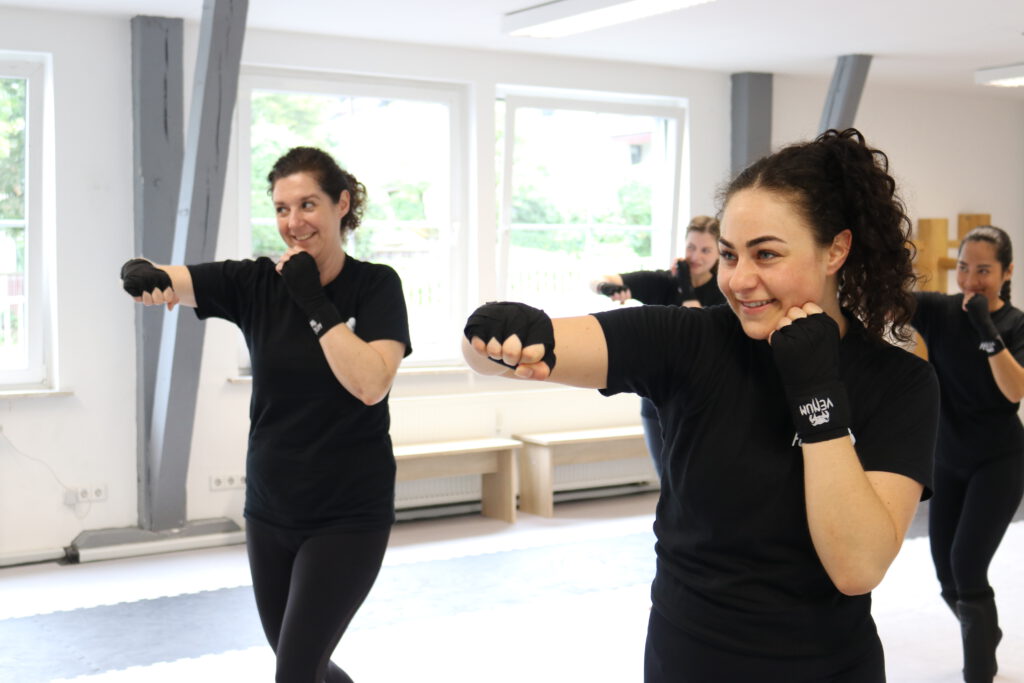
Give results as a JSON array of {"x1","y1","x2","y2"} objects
[
  {"x1": 594, "y1": 304, "x2": 938, "y2": 659},
  {"x1": 189, "y1": 256, "x2": 411, "y2": 532},
  {"x1": 619, "y1": 269, "x2": 726, "y2": 307},
  {"x1": 912, "y1": 292, "x2": 1024, "y2": 467}
]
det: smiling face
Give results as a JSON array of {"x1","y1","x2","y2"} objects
[
  {"x1": 957, "y1": 239, "x2": 1012, "y2": 311},
  {"x1": 717, "y1": 188, "x2": 849, "y2": 340},
  {"x1": 684, "y1": 230, "x2": 719, "y2": 281},
  {"x1": 272, "y1": 172, "x2": 350, "y2": 260}
]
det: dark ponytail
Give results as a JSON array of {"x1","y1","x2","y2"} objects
[
  {"x1": 960, "y1": 225, "x2": 1013, "y2": 303},
  {"x1": 719, "y1": 128, "x2": 918, "y2": 343}
]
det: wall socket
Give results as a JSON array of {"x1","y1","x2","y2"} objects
[
  {"x1": 64, "y1": 484, "x2": 108, "y2": 505},
  {"x1": 209, "y1": 473, "x2": 246, "y2": 491}
]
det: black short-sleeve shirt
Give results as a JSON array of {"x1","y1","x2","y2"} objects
[
  {"x1": 189, "y1": 256, "x2": 411, "y2": 531},
  {"x1": 913, "y1": 292, "x2": 1024, "y2": 467},
  {"x1": 593, "y1": 304, "x2": 938, "y2": 659},
  {"x1": 619, "y1": 269, "x2": 726, "y2": 307}
]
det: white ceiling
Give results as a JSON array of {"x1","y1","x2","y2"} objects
[{"x1": 7, "y1": 0, "x2": 1024, "y2": 98}]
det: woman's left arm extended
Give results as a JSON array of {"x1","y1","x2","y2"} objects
[
  {"x1": 802, "y1": 439, "x2": 923, "y2": 595},
  {"x1": 319, "y1": 329, "x2": 405, "y2": 406}
]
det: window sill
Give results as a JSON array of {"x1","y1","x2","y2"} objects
[
  {"x1": 0, "y1": 388, "x2": 74, "y2": 399},
  {"x1": 228, "y1": 363, "x2": 470, "y2": 384}
]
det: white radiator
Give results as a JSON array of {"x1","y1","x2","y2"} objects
[{"x1": 395, "y1": 457, "x2": 658, "y2": 512}]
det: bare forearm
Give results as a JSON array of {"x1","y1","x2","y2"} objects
[
  {"x1": 802, "y1": 438, "x2": 905, "y2": 595},
  {"x1": 987, "y1": 349, "x2": 1024, "y2": 402},
  {"x1": 319, "y1": 327, "x2": 402, "y2": 405}
]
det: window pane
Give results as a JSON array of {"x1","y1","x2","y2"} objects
[
  {"x1": 0, "y1": 77, "x2": 27, "y2": 371},
  {"x1": 250, "y1": 90, "x2": 454, "y2": 362},
  {"x1": 504, "y1": 106, "x2": 671, "y2": 316}
]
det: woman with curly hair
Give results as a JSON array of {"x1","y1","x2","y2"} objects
[
  {"x1": 912, "y1": 225, "x2": 1024, "y2": 683},
  {"x1": 120, "y1": 146, "x2": 411, "y2": 682},
  {"x1": 463, "y1": 129, "x2": 938, "y2": 682}
]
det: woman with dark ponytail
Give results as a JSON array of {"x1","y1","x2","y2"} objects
[
  {"x1": 912, "y1": 225, "x2": 1024, "y2": 683},
  {"x1": 463, "y1": 129, "x2": 938, "y2": 681},
  {"x1": 591, "y1": 215, "x2": 726, "y2": 476}
]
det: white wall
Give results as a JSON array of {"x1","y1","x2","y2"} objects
[
  {"x1": 0, "y1": 7, "x2": 138, "y2": 563},
  {"x1": 773, "y1": 75, "x2": 1024, "y2": 300},
  {"x1": 0, "y1": 7, "x2": 1021, "y2": 563}
]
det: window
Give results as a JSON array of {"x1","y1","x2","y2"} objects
[
  {"x1": 0, "y1": 58, "x2": 47, "y2": 386},
  {"x1": 497, "y1": 94, "x2": 687, "y2": 316},
  {"x1": 237, "y1": 70, "x2": 466, "y2": 364}
]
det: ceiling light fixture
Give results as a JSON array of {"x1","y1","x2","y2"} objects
[
  {"x1": 503, "y1": 0, "x2": 718, "y2": 39},
  {"x1": 974, "y1": 62, "x2": 1024, "y2": 88}
]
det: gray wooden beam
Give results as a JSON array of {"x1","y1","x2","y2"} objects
[
  {"x1": 131, "y1": 15, "x2": 184, "y2": 526},
  {"x1": 67, "y1": 3, "x2": 247, "y2": 559},
  {"x1": 731, "y1": 72, "x2": 772, "y2": 176},
  {"x1": 148, "y1": 0, "x2": 248, "y2": 530},
  {"x1": 819, "y1": 54, "x2": 872, "y2": 134}
]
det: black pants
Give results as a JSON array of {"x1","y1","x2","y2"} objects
[
  {"x1": 929, "y1": 453, "x2": 1024, "y2": 601},
  {"x1": 644, "y1": 607, "x2": 885, "y2": 683},
  {"x1": 640, "y1": 397, "x2": 664, "y2": 477},
  {"x1": 246, "y1": 517, "x2": 391, "y2": 683}
]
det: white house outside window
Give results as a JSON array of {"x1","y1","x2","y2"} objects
[{"x1": 497, "y1": 94, "x2": 687, "y2": 317}]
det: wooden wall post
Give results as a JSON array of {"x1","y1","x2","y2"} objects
[
  {"x1": 958, "y1": 213, "x2": 992, "y2": 241},
  {"x1": 915, "y1": 218, "x2": 954, "y2": 293},
  {"x1": 910, "y1": 213, "x2": 992, "y2": 360}
]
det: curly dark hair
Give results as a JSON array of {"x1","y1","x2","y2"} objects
[
  {"x1": 718, "y1": 128, "x2": 918, "y2": 343},
  {"x1": 267, "y1": 146, "x2": 367, "y2": 236},
  {"x1": 960, "y1": 225, "x2": 1013, "y2": 303}
]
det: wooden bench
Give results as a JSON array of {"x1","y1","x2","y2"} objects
[
  {"x1": 512, "y1": 426, "x2": 648, "y2": 517},
  {"x1": 393, "y1": 438, "x2": 522, "y2": 523}
]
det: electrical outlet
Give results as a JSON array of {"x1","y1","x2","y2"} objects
[
  {"x1": 64, "y1": 484, "x2": 107, "y2": 505},
  {"x1": 209, "y1": 473, "x2": 246, "y2": 491}
]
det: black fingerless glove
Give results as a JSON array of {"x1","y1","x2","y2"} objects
[
  {"x1": 771, "y1": 313, "x2": 851, "y2": 445},
  {"x1": 964, "y1": 294, "x2": 1005, "y2": 356},
  {"x1": 674, "y1": 259, "x2": 696, "y2": 301},
  {"x1": 120, "y1": 258, "x2": 172, "y2": 296},
  {"x1": 279, "y1": 251, "x2": 342, "y2": 338},
  {"x1": 598, "y1": 282, "x2": 627, "y2": 297},
  {"x1": 463, "y1": 301, "x2": 557, "y2": 372}
]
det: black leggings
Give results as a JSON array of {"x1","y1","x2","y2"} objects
[
  {"x1": 929, "y1": 453, "x2": 1024, "y2": 601},
  {"x1": 644, "y1": 607, "x2": 885, "y2": 683},
  {"x1": 246, "y1": 517, "x2": 391, "y2": 683}
]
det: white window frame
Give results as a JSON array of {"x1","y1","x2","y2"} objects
[
  {"x1": 498, "y1": 91, "x2": 688, "y2": 299},
  {"x1": 235, "y1": 67, "x2": 470, "y2": 369},
  {"x1": 0, "y1": 57, "x2": 49, "y2": 387}
]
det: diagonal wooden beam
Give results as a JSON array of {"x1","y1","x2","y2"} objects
[
  {"x1": 148, "y1": 0, "x2": 248, "y2": 530},
  {"x1": 819, "y1": 54, "x2": 872, "y2": 134}
]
